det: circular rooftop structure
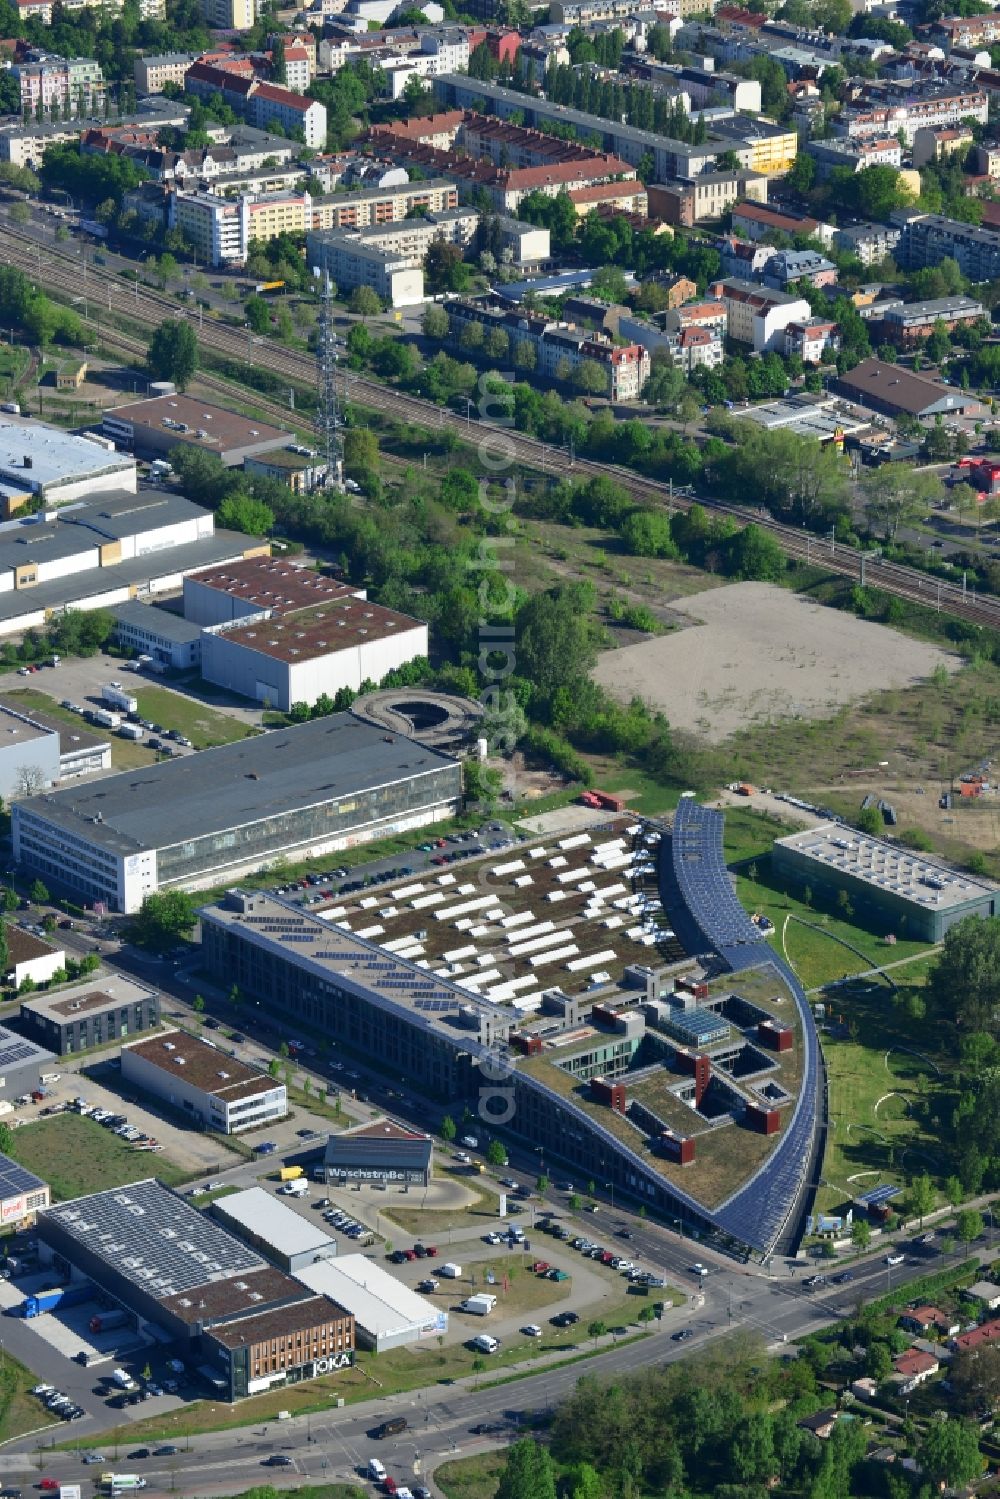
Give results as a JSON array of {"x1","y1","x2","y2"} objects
[{"x1": 351, "y1": 688, "x2": 484, "y2": 748}]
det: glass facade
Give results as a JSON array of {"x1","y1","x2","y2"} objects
[{"x1": 158, "y1": 764, "x2": 461, "y2": 884}]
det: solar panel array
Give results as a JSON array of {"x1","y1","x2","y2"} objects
[
  {"x1": 0, "y1": 1152, "x2": 46, "y2": 1200},
  {"x1": 44, "y1": 1179, "x2": 264, "y2": 1299},
  {"x1": 645, "y1": 799, "x2": 822, "y2": 1255},
  {"x1": 857, "y1": 1184, "x2": 900, "y2": 1207},
  {"x1": 0, "y1": 1031, "x2": 46, "y2": 1068}
]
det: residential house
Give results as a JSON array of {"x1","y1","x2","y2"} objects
[{"x1": 891, "y1": 1348, "x2": 939, "y2": 1394}]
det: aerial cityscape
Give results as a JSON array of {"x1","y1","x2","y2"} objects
[{"x1": 1, "y1": 0, "x2": 1000, "y2": 1491}]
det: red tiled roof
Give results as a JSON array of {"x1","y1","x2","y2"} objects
[{"x1": 953, "y1": 1317, "x2": 1000, "y2": 1351}]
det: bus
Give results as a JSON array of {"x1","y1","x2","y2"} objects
[{"x1": 254, "y1": 280, "x2": 285, "y2": 294}]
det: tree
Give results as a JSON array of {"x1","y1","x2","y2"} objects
[
  {"x1": 850, "y1": 1217, "x2": 871, "y2": 1253},
  {"x1": 857, "y1": 805, "x2": 883, "y2": 837},
  {"x1": 440, "y1": 1114, "x2": 457, "y2": 1142},
  {"x1": 865, "y1": 1341, "x2": 893, "y2": 1381},
  {"x1": 268, "y1": 1057, "x2": 281, "y2": 1078},
  {"x1": 727, "y1": 523, "x2": 785, "y2": 582},
  {"x1": 343, "y1": 426, "x2": 378, "y2": 478},
  {"x1": 587, "y1": 1319, "x2": 607, "y2": 1345},
  {"x1": 16, "y1": 765, "x2": 45, "y2": 797},
  {"x1": 918, "y1": 1419, "x2": 983, "y2": 1489},
  {"x1": 29, "y1": 879, "x2": 49, "y2": 905},
  {"x1": 244, "y1": 295, "x2": 272, "y2": 335},
  {"x1": 517, "y1": 584, "x2": 598, "y2": 708},
  {"x1": 486, "y1": 1139, "x2": 508, "y2": 1166},
  {"x1": 422, "y1": 304, "x2": 450, "y2": 340},
  {"x1": 952, "y1": 1344, "x2": 1000, "y2": 1414},
  {"x1": 537, "y1": 1174, "x2": 549, "y2": 1192},
  {"x1": 217, "y1": 492, "x2": 274, "y2": 537},
  {"x1": 957, "y1": 1207, "x2": 984, "y2": 1246},
  {"x1": 928, "y1": 914, "x2": 1000, "y2": 1044},
  {"x1": 860, "y1": 464, "x2": 944, "y2": 542},
  {"x1": 131, "y1": 890, "x2": 197, "y2": 951},
  {"x1": 908, "y1": 1172, "x2": 935, "y2": 1226},
  {"x1": 192, "y1": 994, "x2": 205, "y2": 1018},
  {"x1": 496, "y1": 1440, "x2": 557, "y2": 1499},
  {"x1": 147, "y1": 319, "x2": 198, "y2": 391},
  {"x1": 729, "y1": 1412, "x2": 775, "y2": 1486},
  {"x1": 349, "y1": 286, "x2": 382, "y2": 318},
  {"x1": 0, "y1": 1123, "x2": 11, "y2": 1155}
]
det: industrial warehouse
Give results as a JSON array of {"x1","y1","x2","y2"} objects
[
  {"x1": 121, "y1": 1031, "x2": 287, "y2": 1134},
  {"x1": 35, "y1": 1179, "x2": 356, "y2": 1402},
  {"x1": 772, "y1": 823, "x2": 997, "y2": 941},
  {"x1": 12, "y1": 712, "x2": 463, "y2": 912}
]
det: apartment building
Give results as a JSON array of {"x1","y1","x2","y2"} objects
[
  {"x1": 646, "y1": 170, "x2": 767, "y2": 227},
  {"x1": 833, "y1": 221, "x2": 901, "y2": 266},
  {"x1": 446, "y1": 299, "x2": 650, "y2": 399},
  {"x1": 185, "y1": 61, "x2": 327, "y2": 149},
  {"x1": 305, "y1": 235, "x2": 422, "y2": 308},
  {"x1": 897, "y1": 211, "x2": 1000, "y2": 282},
  {"x1": 731, "y1": 199, "x2": 833, "y2": 245},
  {"x1": 837, "y1": 85, "x2": 987, "y2": 144},
  {"x1": 310, "y1": 177, "x2": 458, "y2": 230},
  {"x1": 676, "y1": 63, "x2": 760, "y2": 113},
  {"x1": 911, "y1": 125, "x2": 973, "y2": 167},
  {"x1": 616, "y1": 314, "x2": 724, "y2": 373},
  {"x1": 879, "y1": 294, "x2": 985, "y2": 345},
  {"x1": 380, "y1": 30, "x2": 473, "y2": 97},
  {"x1": 762, "y1": 249, "x2": 838, "y2": 290},
  {"x1": 709, "y1": 277, "x2": 812, "y2": 352},
  {"x1": 782, "y1": 318, "x2": 840, "y2": 364},
  {"x1": 14, "y1": 51, "x2": 105, "y2": 116},
  {"x1": 199, "y1": 0, "x2": 255, "y2": 28},
  {"x1": 134, "y1": 52, "x2": 198, "y2": 94},
  {"x1": 170, "y1": 192, "x2": 249, "y2": 266},
  {"x1": 712, "y1": 115, "x2": 799, "y2": 175},
  {"x1": 806, "y1": 135, "x2": 901, "y2": 178}
]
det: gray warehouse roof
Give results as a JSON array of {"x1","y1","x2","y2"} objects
[
  {"x1": 65, "y1": 491, "x2": 211, "y2": 541},
  {"x1": 212, "y1": 1186, "x2": 336, "y2": 1260},
  {"x1": 17, "y1": 713, "x2": 459, "y2": 858},
  {"x1": 0, "y1": 1021, "x2": 55, "y2": 1072},
  {"x1": 0, "y1": 421, "x2": 134, "y2": 498}
]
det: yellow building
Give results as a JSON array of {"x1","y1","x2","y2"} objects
[
  {"x1": 247, "y1": 192, "x2": 308, "y2": 243},
  {"x1": 739, "y1": 123, "x2": 799, "y2": 176}
]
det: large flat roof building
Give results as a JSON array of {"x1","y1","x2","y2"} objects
[
  {"x1": 773, "y1": 822, "x2": 996, "y2": 941},
  {"x1": 212, "y1": 1186, "x2": 339, "y2": 1273},
  {"x1": 13, "y1": 714, "x2": 461, "y2": 912},
  {"x1": 110, "y1": 600, "x2": 204, "y2": 671},
  {"x1": 831, "y1": 358, "x2": 986, "y2": 421},
  {"x1": 295, "y1": 1254, "x2": 446, "y2": 1353},
  {"x1": 184, "y1": 557, "x2": 362, "y2": 626},
  {"x1": 0, "y1": 1022, "x2": 56, "y2": 1102},
  {"x1": 121, "y1": 1030, "x2": 286, "y2": 1134},
  {"x1": 201, "y1": 596, "x2": 429, "y2": 712},
  {"x1": 0, "y1": 1152, "x2": 49, "y2": 1228},
  {"x1": 102, "y1": 394, "x2": 293, "y2": 466},
  {"x1": 0, "y1": 419, "x2": 136, "y2": 515}
]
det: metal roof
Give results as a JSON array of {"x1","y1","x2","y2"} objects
[
  {"x1": 0, "y1": 1021, "x2": 54, "y2": 1072},
  {"x1": 16, "y1": 713, "x2": 459, "y2": 858},
  {"x1": 212, "y1": 1186, "x2": 337, "y2": 1259},
  {"x1": 776, "y1": 821, "x2": 995, "y2": 911},
  {"x1": 111, "y1": 600, "x2": 204, "y2": 645},
  {"x1": 296, "y1": 1254, "x2": 445, "y2": 1340}
]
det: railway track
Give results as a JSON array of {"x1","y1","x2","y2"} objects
[{"x1": 5, "y1": 223, "x2": 1000, "y2": 632}]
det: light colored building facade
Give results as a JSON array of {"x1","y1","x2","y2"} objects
[
  {"x1": 134, "y1": 52, "x2": 198, "y2": 95},
  {"x1": 709, "y1": 277, "x2": 812, "y2": 352},
  {"x1": 199, "y1": 0, "x2": 255, "y2": 28},
  {"x1": 122, "y1": 1031, "x2": 287, "y2": 1134}
]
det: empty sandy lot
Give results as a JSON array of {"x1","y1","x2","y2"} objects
[{"x1": 593, "y1": 583, "x2": 959, "y2": 742}]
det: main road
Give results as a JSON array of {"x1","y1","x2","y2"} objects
[{"x1": 2, "y1": 218, "x2": 1000, "y2": 634}]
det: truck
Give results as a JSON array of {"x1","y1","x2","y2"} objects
[
  {"x1": 57, "y1": 1486, "x2": 81, "y2": 1499},
  {"x1": 117, "y1": 723, "x2": 143, "y2": 741},
  {"x1": 89, "y1": 1308, "x2": 129, "y2": 1334},
  {"x1": 102, "y1": 682, "x2": 138, "y2": 714},
  {"x1": 94, "y1": 709, "x2": 121, "y2": 730},
  {"x1": 278, "y1": 1165, "x2": 303, "y2": 1181},
  {"x1": 281, "y1": 1178, "x2": 308, "y2": 1197},
  {"x1": 101, "y1": 1477, "x2": 147, "y2": 1492},
  {"x1": 110, "y1": 1367, "x2": 138, "y2": 1391},
  {"x1": 579, "y1": 789, "x2": 626, "y2": 812},
  {"x1": 459, "y1": 1293, "x2": 496, "y2": 1316},
  {"x1": 439, "y1": 1262, "x2": 461, "y2": 1278},
  {"x1": 22, "y1": 1283, "x2": 90, "y2": 1318}
]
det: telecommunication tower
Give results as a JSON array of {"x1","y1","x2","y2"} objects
[{"x1": 315, "y1": 271, "x2": 344, "y2": 489}]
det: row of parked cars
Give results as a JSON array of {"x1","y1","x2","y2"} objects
[
  {"x1": 31, "y1": 1384, "x2": 84, "y2": 1421},
  {"x1": 324, "y1": 1208, "x2": 374, "y2": 1242},
  {"x1": 73, "y1": 1098, "x2": 161, "y2": 1151},
  {"x1": 388, "y1": 1242, "x2": 439, "y2": 1262},
  {"x1": 565, "y1": 1236, "x2": 666, "y2": 1286}
]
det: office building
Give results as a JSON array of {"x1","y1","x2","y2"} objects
[
  {"x1": 325, "y1": 1120, "x2": 433, "y2": 1188},
  {"x1": 19, "y1": 975, "x2": 160, "y2": 1056},
  {"x1": 304, "y1": 233, "x2": 423, "y2": 308},
  {"x1": 0, "y1": 1023, "x2": 56, "y2": 1101},
  {"x1": 295, "y1": 1255, "x2": 446, "y2": 1353},
  {"x1": 121, "y1": 1031, "x2": 287, "y2": 1134},
  {"x1": 0, "y1": 698, "x2": 110, "y2": 800},
  {"x1": 102, "y1": 394, "x2": 293, "y2": 467},
  {"x1": 203, "y1": 1295, "x2": 354, "y2": 1400},
  {"x1": 879, "y1": 295, "x2": 985, "y2": 346},
  {"x1": 212, "y1": 1187, "x2": 339, "y2": 1273},
  {"x1": 773, "y1": 823, "x2": 996, "y2": 941},
  {"x1": 13, "y1": 714, "x2": 462, "y2": 912},
  {"x1": 201, "y1": 596, "x2": 428, "y2": 712},
  {"x1": 111, "y1": 601, "x2": 204, "y2": 671},
  {"x1": 647, "y1": 170, "x2": 767, "y2": 227}
]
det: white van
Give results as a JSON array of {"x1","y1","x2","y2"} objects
[
  {"x1": 367, "y1": 1458, "x2": 387, "y2": 1482},
  {"x1": 471, "y1": 1333, "x2": 500, "y2": 1354}
]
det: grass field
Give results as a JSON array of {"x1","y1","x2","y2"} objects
[
  {"x1": 3, "y1": 688, "x2": 168, "y2": 770},
  {"x1": 132, "y1": 685, "x2": 257, "y2": 750},
  {"x1": 0, "y1": 1348, "x2": 57, "y2": 1445},
  {"x1": 815, "y1": 973, "x2": 945, "y2": 1218},
  {"x1": 436, "y1": 1451, "x2": 507, "y2": 1499},
  {"x1": 7, "y1": 1114, "x2": 187, "y2": 1200}
]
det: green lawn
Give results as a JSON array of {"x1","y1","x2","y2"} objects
[
  {"x1": 0, "y1": 1347, "x2": 57, "y2": 1445},
  {"x1": 7, "y1": 1114, "x2": 187, "y2": 1200},
  {"x1": 436, "y1": 1451, "x2": 508, "y2": 1499},
  {"x1": 132, "y1": 684, "x2": 257, "y2": 749}
]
